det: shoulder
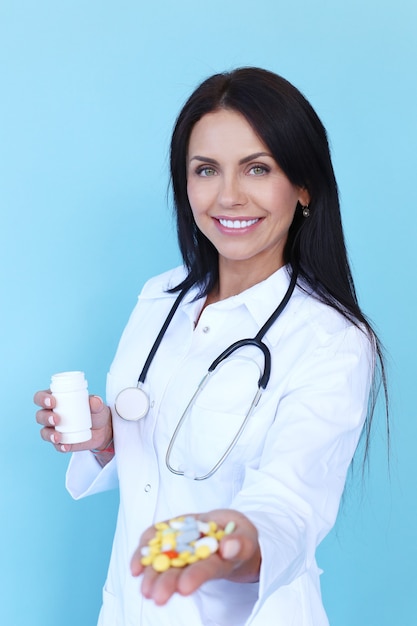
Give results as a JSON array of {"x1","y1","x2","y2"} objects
[
  {"x1": 297, "y1": 289, "x2": 355, "y2": 336},
  {"x1": 110, "y1": 266, "x2": 191, "y2": 365},
  {"x1": 291, "y1": 287, "x2": 374, "y2": 360},
  {"x1": 116, "y1": 266, "x2": 189, "y2": 342},
  {"x1": 138, "y1": 265, "x2": 188, "y2": 300},
  {"x1": 274, "y1": 290, "x2": 376, "y2": 401}
]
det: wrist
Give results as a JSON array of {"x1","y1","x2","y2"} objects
[
  {"x1": 91, "y1": 436, "x2": 114, "y2": 455},
  {"x1": 91, "y1": 436, "x2": 114, "y2": 468}
]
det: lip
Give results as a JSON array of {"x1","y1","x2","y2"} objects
[{"x1": 214, "y1": 217, "x2": 262, "y2": 233}]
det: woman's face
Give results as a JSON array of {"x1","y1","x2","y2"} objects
[{"x1": 186, "y1": 109, "x2": 309, "y2": 281}]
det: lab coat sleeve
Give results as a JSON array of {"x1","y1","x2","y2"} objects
[
  {"x1": 231, "y1": 323, "x2": 374, "y2": 613},
  {"x1": 66, "y1": 451, "x2": 118, "y2": 500}
]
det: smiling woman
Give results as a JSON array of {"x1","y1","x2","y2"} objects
[
  {"x1": 34, "y1": 67, "x2": 387, "y2": 626},
  {"x1": 186, "y1": 109, "x2": 310, "y2": 299}
]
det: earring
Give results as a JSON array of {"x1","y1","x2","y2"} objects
[{"x1": 302, "y1": 205, "x2": 310, "y2": 218}]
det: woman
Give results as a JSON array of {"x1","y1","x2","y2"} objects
[{"x1": 35, "y1": 67, "x2": 385, "y2": 625}]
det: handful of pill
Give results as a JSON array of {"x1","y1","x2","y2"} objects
[{"x1": 140, "y1": 516, "x2": 236, "y2": 572}]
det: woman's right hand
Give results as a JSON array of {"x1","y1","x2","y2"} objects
[{"x1": 34, "y1": 390, "x2": 113, "y2": 455}]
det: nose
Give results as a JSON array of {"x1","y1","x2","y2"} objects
[{"x1": 217, "y1": 174, "x2": 247, "y2": 208}]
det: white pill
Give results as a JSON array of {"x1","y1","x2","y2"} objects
[
  {"x1": 194, "y1": 536, "x2": 219, "y2": 553},
  {"x1": 197, "y1": 521, "x2": 211, "y2": 534}
]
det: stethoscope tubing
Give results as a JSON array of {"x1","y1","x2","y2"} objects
[
  {"x1": 115, "y1": 265, "x2": 299, "y2": 478},
  {"x1": 208, "y1": 338, "x2": 271, "y2": 389},
  {"x1": 137, "y1": 287, "x2": 188, "y2": 385},
  {"x1": 140, "y1": 265, "x2": 298, "y2": 390}
]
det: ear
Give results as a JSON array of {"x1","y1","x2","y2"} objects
[{"x1": 297, "y1": 187, "x2": 311, "y2": 207}]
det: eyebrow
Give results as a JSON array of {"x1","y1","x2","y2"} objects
[{"x1": 189, "y1": 151, "x2": 272, "y2": 165}]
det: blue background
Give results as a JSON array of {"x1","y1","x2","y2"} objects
[{"x1": 1, "y1": 1, "x2": 416, "y2": 624}]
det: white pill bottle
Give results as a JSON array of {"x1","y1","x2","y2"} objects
[{"x1": 50, "y1": 371, "x2": 92, "y2": 443}]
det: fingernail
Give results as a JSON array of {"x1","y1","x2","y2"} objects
[
  {"x1": 91, "y1": 395, "x2": 103, "y2": 409},
  {"x1": 222, "y1": 539, "x2": 240, "y2": 560},
  {"x1": 61, "y1": 444, "x2": 68, "y2": 452},
  {"x1": 50, "y1": 433, "x2": 57, "y2": 444},
  {"x1": 48, "y1": 415, "x2": 55, "y2": 426},
  {"x1": 45, "y1": 397, "x2": 52, "y2": 408}
]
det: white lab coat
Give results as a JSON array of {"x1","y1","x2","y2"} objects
[{"x1": 66, "y1": 265, "x2": 373, "y2": 626}]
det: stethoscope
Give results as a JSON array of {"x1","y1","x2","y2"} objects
[{"x1": 115, "y1": 267, "x2": 298, "y2": 480}]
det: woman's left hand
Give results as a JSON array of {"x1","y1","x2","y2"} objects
[{"x1": 130, "y1": 509, "x2": 261, "y2": 606}]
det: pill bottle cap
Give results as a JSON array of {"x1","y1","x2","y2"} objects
[{"x1": 50, "y1": 371, "x2": 88, "y2": 393}]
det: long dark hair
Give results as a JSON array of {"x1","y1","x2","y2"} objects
[{"x1": 169, "y1": 67, "x2": 388, "y2": 456}]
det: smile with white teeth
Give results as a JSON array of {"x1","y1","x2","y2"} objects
[{"x1": 218, "y1": 218, "x2": 260, "y2": 229}]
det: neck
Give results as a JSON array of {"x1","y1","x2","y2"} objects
[{"x1": 209, "y1": 257, "x2": 285, "y2": 304}]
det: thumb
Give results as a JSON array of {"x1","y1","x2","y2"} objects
[
  {"x1": 219, "y1": 531, "x2": 261, "y2": 583},
  {"x1": 89, "y1": 395, "x2": 105, "y2": 414},
  {"x1": 220, "y1": 537, "x2": 241, "y2": 561}
]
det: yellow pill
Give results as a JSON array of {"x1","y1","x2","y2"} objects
[
  {"x1": 179, "y1": 551, "x2": 191, "y2": 560},
  {"x1": 215, "y1": 530, "x2": 225, "y2": 540},
  {"x1": 149, "y1": 537, "x2": 161, "y2": 546},
  {"x1": 152, "y1": 554, "x2": 171, "y2": 572},
  {"x1": 171, "y1": 558, "x2": 187, "y2": 568},
  {"x1": 163, "y1": 533, "x2": 176, "y2": 544},
  {"x1": 141, "y1": 555, "x2": 153, "y2": 567},
  {"x1": 195, "y1": 545, "x2": 211, "y2": 559},
  {"x1": 185, "y1": 554, "x2": 199, "y2": 564},
  {"x1": 208, "y1": 521, "x2": 218, "y2": 532}
]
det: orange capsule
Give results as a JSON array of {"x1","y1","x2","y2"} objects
[{"x1": 162, "y1": 550, "x2": 179, "y2": 559}]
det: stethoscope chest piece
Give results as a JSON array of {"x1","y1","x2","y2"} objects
[{"x1": 115, "y1": 386, "x2": 149, "y2": 421}]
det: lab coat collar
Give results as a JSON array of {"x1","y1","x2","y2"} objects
[
  {"x1": 229, "y1": 264, "x2": 293, "y2": 321},
  {"x1": 139, "y1": 264, "x2": 302, "y2": 346},
  {"x1": 187, "y1": 265, "x2": 301, "y2": 347}
]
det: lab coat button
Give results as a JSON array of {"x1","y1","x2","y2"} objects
[
  {"x1": 144, "y1": 483, "x2": 151, "y2": 492},
  {"x1": 202, "y1": 326, "x2": 210, "y2": 334}
]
